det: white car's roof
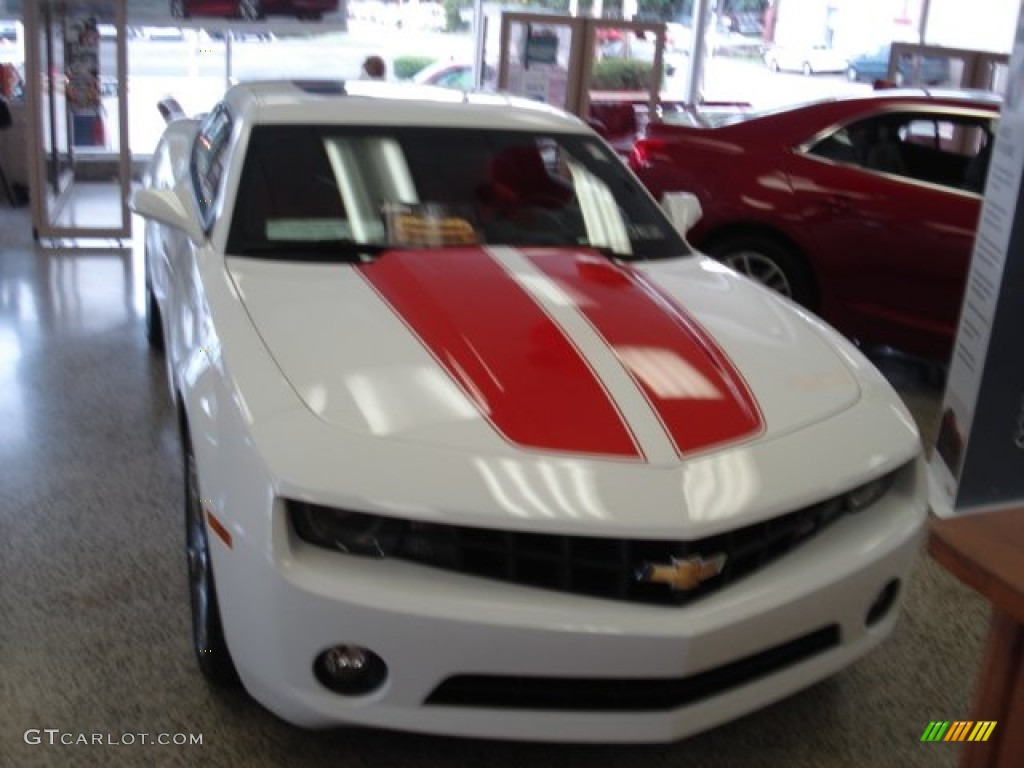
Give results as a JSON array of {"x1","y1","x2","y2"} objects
[{"x1": 222, "y1": 79, "x2": 589, "y2": 133}]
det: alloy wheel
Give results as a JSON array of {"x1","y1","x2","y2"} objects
[
  {"x1": 185, "y1": 444, "x2": 211, "y2": 656},
  {"x1": 182, "y1": 435, "x2": 239, "y2": 685},
  {"x1": 721, "y1": 251, "x2": 794, "y2": 297}
]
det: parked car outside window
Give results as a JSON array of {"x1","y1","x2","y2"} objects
[
  {"x1": 764, "y1": 44, "x2": 848, "y2": 76},
  {"x1": 846, "y1": 43, "x2": 951, "y2": 85}
]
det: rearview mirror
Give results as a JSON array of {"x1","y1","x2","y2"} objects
[
  {"x1": 661, "y1": 191, "x2": 702, "y2": 235},
  {"x1": 131, "y1": 186, "x2": 204, "y2": 243}
]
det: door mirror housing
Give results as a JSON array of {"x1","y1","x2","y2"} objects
[
  {"x1": 661, "y1": 191, "x2": 702, "y2": 236},
  {"x1": 131, "y1": 185, "x2": 204, "y2": 242}
]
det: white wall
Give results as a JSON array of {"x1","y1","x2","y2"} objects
[
  {"x1": 774, "y1": 0, "x2": 1019, "y2": 56},
  {"x1": 925, "y1": 0, "x2": 1019, "y2": 52}
]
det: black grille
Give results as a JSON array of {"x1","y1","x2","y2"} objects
[
  {"x1": 401, "y1": 494, "x2": 845, "y2": 604},
  {"x1": 291, "y1": 490, "x2": 852, "y2": 605},
  {"x1": 425, "y1": 625, "x2": 840, "y2": 711}
]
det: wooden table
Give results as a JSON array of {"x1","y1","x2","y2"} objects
[{"x1": 928, "y1": 506, "x2": 1024, "y2": 768}]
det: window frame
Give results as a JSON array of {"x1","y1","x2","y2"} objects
[{"x1": 190, "y1": 104, "x2": 234, "y2": 233}]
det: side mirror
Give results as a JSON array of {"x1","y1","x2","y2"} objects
[
  {"x1": 130, "y1": 185, "x2": 204, "y2": 242},
  {"x1": 661, "y1": 191, "x2": 702, "y2": 235},
  {"x1": 157, "y1": 96, "x2": 186, "y2": 123}
]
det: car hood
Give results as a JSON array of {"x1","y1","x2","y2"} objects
[{"x1": 227, "y1": 246, "x2": 860, "y2": 466}]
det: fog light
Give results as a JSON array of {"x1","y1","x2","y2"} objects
[
  {"x1": 314, "y1": 645, "x2": 388, "y2": 695},
  {"x1": 866, "y1": 580, "x2": 900, "y2": 627}
]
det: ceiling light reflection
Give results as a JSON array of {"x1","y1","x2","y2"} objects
[
  {"x1": 518, "y1": 274, "x2": 582, "y2": 307},
  {"x1": 0, "y1": 327, "x2": 26, "y2": 446},
  {"x1": 345, "y1": 366, "x2": 478, "y2": 435},
  {"x1": 680, "y1": 450, "x2": 759, "y2": 523},
  {"x1": 617, "y1": 346, "x2": 722, "y2": 400},
  {"x1": 473, "y1": 458, "x2": 609, "y2": 520}
]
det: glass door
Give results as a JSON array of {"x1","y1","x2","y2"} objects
[{"x1": 25, "y1": 0, "x2": 130, "y2": 239}]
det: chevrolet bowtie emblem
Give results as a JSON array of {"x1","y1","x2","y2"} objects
[{"x1": 637, "y1": 553, "x2": 727, "y2": 591}]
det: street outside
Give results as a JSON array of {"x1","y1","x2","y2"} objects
[{"x1": 87, "y1": 19, "x2": 874, "y2": 154}]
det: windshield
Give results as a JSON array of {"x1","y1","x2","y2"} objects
[{"x1": 227, "y1": 125, "x2": 688, "y2": 261}]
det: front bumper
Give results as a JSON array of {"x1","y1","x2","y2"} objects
[{"x1": 213, "y1": 459, "x2": 927, "y2": 743}]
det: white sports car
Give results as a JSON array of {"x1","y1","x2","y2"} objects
[{"x1": 133, "y1": 79, "x2": 926, "y2": 743}]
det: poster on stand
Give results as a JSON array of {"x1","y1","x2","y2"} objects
[
  {"x1": 928, "y1": 1, "x2": 1024, "y2": 517},
  {"x1": 503, "y1": 17, "x2": 573, "y2": 111},
  {"x1": 66, "y1": 14, "x2": 102, "y2": 111}
]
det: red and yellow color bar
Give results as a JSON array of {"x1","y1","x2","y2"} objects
[{"x1": 920, "y1": 721, "x2": 997, "y2": 742}]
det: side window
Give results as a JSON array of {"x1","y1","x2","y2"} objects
[
  {"x1": 809, "y1": 112, "x2": 994, "y2": 192},
  {"x1": 961, "y1": 122, "x2": 995, "y2": 193},
  {"x1": 896, "y1": 114, "x2": 994, "y2": 191},
  {"x1": 191, "y1": 106, "x2": 233, "y2": 228},
  {"x1": 807, "y1": 116, "x2": 906, "y2": 175},
  {"x1": 806, "y1": 125, "x2": 860, "y2": 165},
  {"x1": 899, "y1": 118, "x2": 939, "y2": 148},
  {"x1": 857, "y1": 117, "x2": 908, "y2": 176}
]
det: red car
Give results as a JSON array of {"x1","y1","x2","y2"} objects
[
  {"x1": 170, "y1": 0, "x2": 338, "y2": 20},
  {"x1": 630, "y1": 90, "x2": 1000, "y2": 362}
]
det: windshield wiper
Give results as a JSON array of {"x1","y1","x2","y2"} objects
[{"x1": 232, "y1": 240, "x2": 389, "y2": 262}]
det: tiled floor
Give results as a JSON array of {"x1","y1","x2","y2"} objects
[{"x1": 0, "y1": 203, "x2": 989, "y2": 767}]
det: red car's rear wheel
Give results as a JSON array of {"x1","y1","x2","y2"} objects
[{"x1": 707, "y1": 233, "x2": 817, "y2": 309}]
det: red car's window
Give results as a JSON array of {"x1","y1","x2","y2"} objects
[{"x1": 807, "y1": 111, "x2": 996, "y2": 192}]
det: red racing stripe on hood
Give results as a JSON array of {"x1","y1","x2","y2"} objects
[
  {"x1": 527, "y1": 250, "x2": 763, "y2": 455},
  {"x1": 358, "y1": 249, "x2": 642, "y2": 458}
]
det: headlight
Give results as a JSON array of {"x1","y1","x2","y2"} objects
[
  {"x1": 290, "y1": 501, "x2": 405, "y2": 557},
  {"x1": 845, "y1": 473, "x2": 895, "y2": 512}
]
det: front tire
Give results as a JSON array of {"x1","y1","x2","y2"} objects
[
  {"x1": 706, "y1": 233, "x2": 816, "y2": 309},
  {"x1": 144, "y1": 279, "x2": 164, "y2": 352},
  {"x1": 184, "y1": 430, "x2": 239, "y2": 686},
  {"x1": 169, "y1": 0, "x2": 189, "y2": 18}
]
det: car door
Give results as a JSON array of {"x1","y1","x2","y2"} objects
[{"x1": 786, "y1": 109, "x2": 989, "y2": 360}]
